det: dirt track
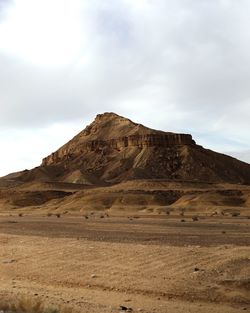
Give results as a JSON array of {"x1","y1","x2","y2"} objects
[{"x1": 1, "y1": 216, "x2": 250, "y2": 312}]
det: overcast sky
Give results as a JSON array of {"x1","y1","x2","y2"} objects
[{"x1": 0, "y1": 0, "x2": 250, "y2": 176}]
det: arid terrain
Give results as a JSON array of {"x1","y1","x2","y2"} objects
[
  {"x1": 1, "y1": 113, "x2": 250, "y2": 312},
  {"x1": 1, "y1": 215, "x2": 250, "y2": 312}
]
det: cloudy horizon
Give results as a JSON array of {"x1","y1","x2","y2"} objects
[{"x1": 0, "y1": 0, "x2": 250, "y2": 176}]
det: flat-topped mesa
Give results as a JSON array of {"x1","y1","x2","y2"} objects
[{"x1": 42, "y1": 133, "x2": 195, "y2": 166}]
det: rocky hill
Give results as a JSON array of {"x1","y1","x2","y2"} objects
[
  {"x1": 13, "y1": 112, "x2": 250, "y2": 185},
  {"x1": 1, "y1": 112, "x2": 250, "y2": 214}
]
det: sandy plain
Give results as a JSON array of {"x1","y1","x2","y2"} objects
[{"x1": 0, "y1": 215, "x2": 249, "y2": 312}]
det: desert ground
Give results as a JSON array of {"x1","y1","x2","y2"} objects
[{"x1": 0, "y1": 214, "x2": 249, "y2": 313}]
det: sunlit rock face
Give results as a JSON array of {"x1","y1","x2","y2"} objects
[
  {"x1": 42, "y1": 112, "x2": 195, "y2": 167},
  {"x1": 42, "y1": 133, "x2": 195, "y2": 166}
]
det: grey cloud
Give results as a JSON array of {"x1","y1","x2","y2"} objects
[
  {"x1": 0, "y1": 0, "x2": 12, "y2": 13},
  {"x1": 229, "y1": 150, "x2": 250, "y2": 164},
  {"x1": 0, "y1": 0, "x2": 249, "y2": 152}
]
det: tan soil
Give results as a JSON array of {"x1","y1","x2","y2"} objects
[{"x1": 1, "y1": 216, "x2": 249, "y2": 312}]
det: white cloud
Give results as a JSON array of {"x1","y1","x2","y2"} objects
[
  {"x1": 0, "y1": 0, "x2": 85, "y2": 66},
  {"x1": 0, "y1": 0, "x2": 250, "y2": 173},
  {"x1": 0, "y1": 121, "x2": 86, "y2": 176}
]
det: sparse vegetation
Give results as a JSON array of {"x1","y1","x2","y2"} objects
[
  {"x1": 231, "y1": 212, "x2": 240, "y2": 217},
  {"x1": 0, "y1": 297, "x2": 73, "y2": 313}
]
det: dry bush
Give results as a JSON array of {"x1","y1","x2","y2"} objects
[
  {"x1": 0, "y1": 297, "x2": 44, "y2": 313},
  {"x1": 0, "y1": 297, "x2": 73, "y2": 313},
  {"x1": 231, "y1": 212, "x2": 240, "y2": 217},
  {"x1": 192, "y1": 216, "x2": 199, "y2": 221}
]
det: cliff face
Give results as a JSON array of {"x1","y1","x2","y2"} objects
[
  {"x1": 42, "y1": 133, "x2": 195, "y2": 166},
  {"x1": 16, "y1": 112, "x2": 250, "y2": 185}
]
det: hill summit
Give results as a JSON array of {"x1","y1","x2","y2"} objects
[{"x1": 17, "y1": 112, "x2": 250, "y2": 185}]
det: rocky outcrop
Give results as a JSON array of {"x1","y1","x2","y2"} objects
[
  {"x1": 42, "y1": 133, "x2": 195, "y2": 166},
  {"x1": 29, "y1": 112, "x2": 250, "y2": 185}
]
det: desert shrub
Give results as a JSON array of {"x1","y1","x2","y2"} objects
[
  {"x1": 0, "y1": 297, "x2": 44, "y2": 313},
  {"x1": 47, "y1": 213, "x2": 52, "y2": 217},
  {"x1": 231, "y1": 212, "x2": 240, "y2": 217},
  {"x1": 44, "y1": 309, "x2": 61, "y2": 313},
  {"x1": 133, "y1": 215, "x2": 140, "y2": 219},
  {"x1": 56, "y1": 213, "x2": 61, "y2": 218},
  {"x1": 192, "y1": 216, "x2": 199, "y2": 221},
  {"x1": 0, "y1": 297, "x2": 73, "y2": 313},
  {"x1": 18, "y1": 213, "x2": 23, "y2": 217}
]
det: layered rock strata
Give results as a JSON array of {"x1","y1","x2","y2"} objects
[{"x1": 42, "y1": 133, "x2": 195, "y2": 166}]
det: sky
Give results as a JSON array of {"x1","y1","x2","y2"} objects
[{"x1": 0, "y1": 0, "x2": 250, "y2": 176}]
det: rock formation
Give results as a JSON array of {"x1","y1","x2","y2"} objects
[
  {"x1": 1, "y1": 112, "x2": 250, "y2": 213},
  {"x1": 5, "y1": 112, "x2": 250, "y2": 185},
  {"x1": 42, "y1": 133, "x2": 195, "y2": 166}
]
